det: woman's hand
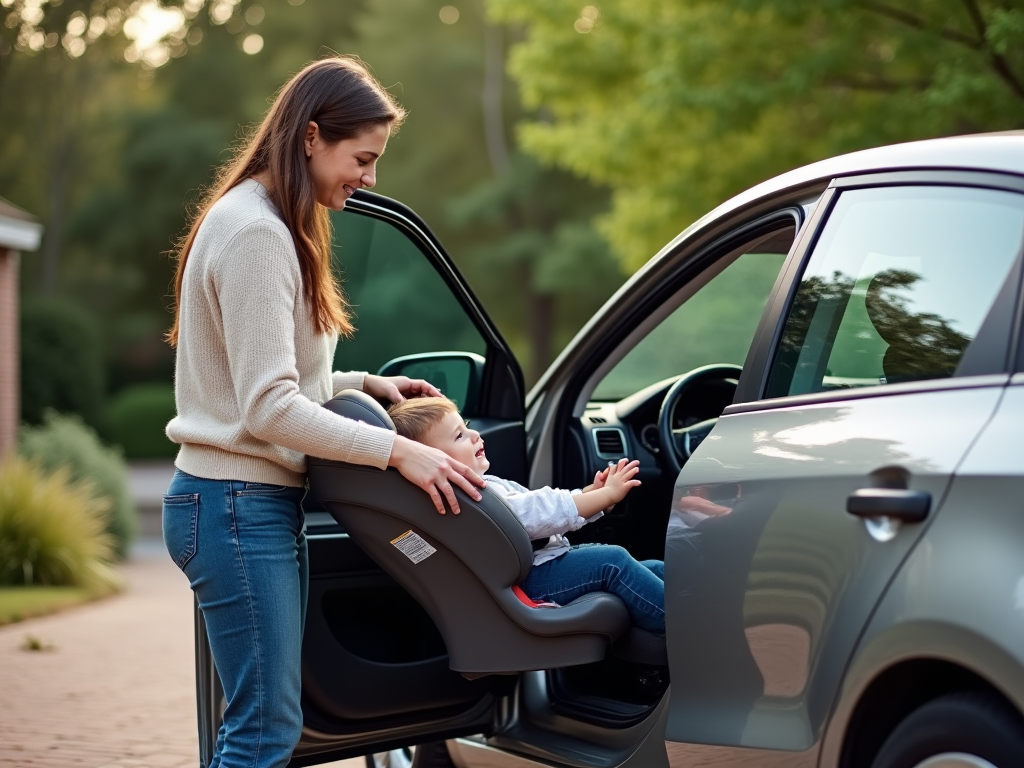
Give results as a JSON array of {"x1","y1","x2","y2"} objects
[
  {"x1": 363, "y1": 374, "x2": 442, "y2": 404},
  {"x1": 388, "y1": 434, "x2": 485, "y2": 515}
]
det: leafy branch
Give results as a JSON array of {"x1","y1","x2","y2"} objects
[
  {"x1": 857, "y1": 0, "x2": 1024, "y2": 100},
  {"x1": 857, "y1": 1, "x2": 981, "y2": 48}
]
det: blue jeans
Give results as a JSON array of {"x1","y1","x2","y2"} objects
[
  {"x1": 521, "y1": 544, "x2": 665, "y2": 633},
  {"x1": 163, "y1": 469, "x2": 308, "y2": 768}
]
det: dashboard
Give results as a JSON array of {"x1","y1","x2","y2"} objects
[
  {"x1": 556, "y1": 369, "x2": 738, "y2": 560},
  {"x1": 570, "y1": 373, "x2": 739, "y2": 485}
]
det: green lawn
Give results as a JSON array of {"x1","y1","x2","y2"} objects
[{"x1": 0, "y1": 586, "x2": 101, "y2": 626}]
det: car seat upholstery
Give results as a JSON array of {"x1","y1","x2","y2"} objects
[{"x1": 307, "y1": 390, "x2": 637, "y2": 675}]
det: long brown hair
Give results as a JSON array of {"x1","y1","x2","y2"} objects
[{"x1": 166, "y1": 56, "x2": 406, "y2": 347}]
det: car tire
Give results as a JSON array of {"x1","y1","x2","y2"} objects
[{"x1": 872, "y1": 691, "x2": 1024, "y2": 768}]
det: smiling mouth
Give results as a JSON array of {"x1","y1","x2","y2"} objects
[
  {"x1": 475, "y1": 446, "x2": 486, "y2": 458},
  {"x1": 343, "y1": 184, "x2": 356, "y2": 196}
]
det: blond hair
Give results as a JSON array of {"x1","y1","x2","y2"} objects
[{"x1": 387, "y1": 397, "x2": 458, "y2": 441}]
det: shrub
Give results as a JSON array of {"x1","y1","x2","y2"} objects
[
  {"x1": 19, "y1": 411, "x2": 136, "y2": 557},
  {"x1": 105, "y1": 382, "x2": 178, "y2": 460},
  {"x1": 20, "y1": 298, "x2": 105, "y2": 428},
  {"x1": 0, "y1": 456, "x2": 120, "y2": 593}
]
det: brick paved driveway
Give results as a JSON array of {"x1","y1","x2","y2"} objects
[{"x1": 0, "y1": 541, "x2": 362, "y2": 768}]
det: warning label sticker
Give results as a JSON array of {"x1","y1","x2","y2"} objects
[{"x1": 390, "y1": 530, "x2": 437, "y2": 564}]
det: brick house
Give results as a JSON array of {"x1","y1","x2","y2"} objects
[{"x1": 0, "y1": 198, "x2": 43, "y2": 458}]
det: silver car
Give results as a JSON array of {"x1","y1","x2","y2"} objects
[{"x1": 193, "y1": 132, "x2": 1024, "y2": 768}]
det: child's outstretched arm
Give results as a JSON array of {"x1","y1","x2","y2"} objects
[{"x1": 573, "y1": 459, "x2": 641, "y2": 519}]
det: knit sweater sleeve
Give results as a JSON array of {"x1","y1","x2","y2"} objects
[
  {"x1": 332, "y1": 371, "x2": 367, "y2": 396},
  {"x1": 213, "y1": 221, "x2": 395, "y2": 469}
]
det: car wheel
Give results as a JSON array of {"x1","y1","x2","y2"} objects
[{"x1": 872, "y1": 692, "x2": 1024, "y2": 768}]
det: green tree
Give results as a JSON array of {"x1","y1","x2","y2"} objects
[
  {"x1": 449, "y1": 153, "x2": 621, "y2": 382},
  {"x1": 20, "y1": 298, "x2": 105, "y2": 427},
  {"x1": 489, "y1": 0, "x2": 1024, "y2": 271},
  {"x1": 4, "y1": 0, "x2": 624, "y2": 401},
  {"x1": 4, "y1": 0, "x2": 367, "y2": 392},
  {"x1": 348, "y1": 2, "x2": 625, "y2": 379}
]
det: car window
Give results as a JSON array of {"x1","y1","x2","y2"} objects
[
  {"x1": 330, "y1": 209, "x2": 487, "y2": 379},
  {"x1": 592, "y1": 249, "x2": 788, "y2": 401},
  {"x1": 766, "y1": 185, "x2": 1024, "y2": 398}
]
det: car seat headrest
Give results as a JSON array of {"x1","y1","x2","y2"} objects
[{"x1": 324, "y1": 389, "x2": 396, "y2": 432}]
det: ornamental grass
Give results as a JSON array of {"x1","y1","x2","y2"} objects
[
  {"x1": 0, "y1": 455, "x2": 121, "y2": 594},
  {"x1": 20, "y1": 411, "x2": 136, "y2": 557}
]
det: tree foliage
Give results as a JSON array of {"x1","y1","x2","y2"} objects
[
  {"x1": 488, "y1": 0, "x2": 1024, "y2": 271},
  {"x1": 20, "y1": 410, "x2": 135, "y2": 558},
  {"x1": 20, "y1": 297, "x2": 105, "y2": 427},
  {"x1": 449, "y1": 152, "x2": 620, "y2": 381},
  {"x1": 3, "y1": 0, "x2": 624, "y2": 410}
]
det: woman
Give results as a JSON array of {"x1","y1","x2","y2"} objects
[{"x1": 162, "y1": 57, "x2": 484, "y2": 768}]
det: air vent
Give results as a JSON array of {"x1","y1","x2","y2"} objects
[
  {"x1": 593, "y1": 428, "x2": 626, "y2": 458},
  {"x1": 588, "y1": 416, "x2": 607, "y2": 424}
]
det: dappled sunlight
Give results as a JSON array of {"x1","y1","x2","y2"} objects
[{"x1": 123, "y1": 0, "x2": 186, "y2": 67}]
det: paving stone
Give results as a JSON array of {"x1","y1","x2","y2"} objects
[
  {"x1": 0, "y1": 543, "x2": 371, "y2": 768},
  {"x1": 0, "y1": 548, "x2": 201, "y2": 767}
]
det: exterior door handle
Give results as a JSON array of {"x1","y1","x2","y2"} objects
[{"x1": 846, "y1": 488, "x2": 931, "y2": 523}]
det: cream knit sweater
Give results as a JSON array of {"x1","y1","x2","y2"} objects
[{"x1": 166, "y1": 178, "x2": 395, "y2": 487}]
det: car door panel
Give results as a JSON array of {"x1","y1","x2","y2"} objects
[
  {"x1": 663, "y1": 175, "x2": 1024, "y2": 754},
  {"x1": 296, "y1": 193, "x2": 524, "y2": 750},
  {"x1": 301, "y1": 529, "x2": 488, "y2": 723},
  {"x1": 817, "y1": 380, "x2": 1024, "y2": 767},
  {"x1": 664, "y1": 385, "x2": 1004, "y2": 751}
]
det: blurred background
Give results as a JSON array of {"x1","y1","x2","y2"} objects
[
  {"x1": 2, "y1": 0, "x2": 1023, "y2": 466},
  {"x1": 2, "y1": 7, "x2": 1021, "y2": 757}
]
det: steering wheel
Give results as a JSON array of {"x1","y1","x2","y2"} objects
[{"x1": 657, "y1": 364, "x2": 742, "y2": 477}]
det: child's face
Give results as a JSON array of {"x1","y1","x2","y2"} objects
[{"x1": 421, "y1": 410, "x2": 490, "y2": 475}]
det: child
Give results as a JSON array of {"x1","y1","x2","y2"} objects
[{"x1": 387, "y1": 397, "x2": 665, "y2": 634}]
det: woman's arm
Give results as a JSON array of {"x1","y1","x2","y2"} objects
[
  {"x1": 216, "y1": 222, "x2": 483, "y2": 511},
  {"x1": 362, "y1": 374, "x2": 442, "y2": 402},
  {"x1": 215, "y1": 223, "x2": 394, "y2": 469},
  {"x1": 331, "y1": 372, "x2": 443, "y2": 401},
  {"x1": 388, "y1": 434, "x2": 483, "y2": 515}
]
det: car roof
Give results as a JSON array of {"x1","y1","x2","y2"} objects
[
  {"x1": 674, "y1": 131, "x2": 1024, "y2": 256},
  {"x1": 528, "y1": 132, "x2": 1024, "y2": 404}
]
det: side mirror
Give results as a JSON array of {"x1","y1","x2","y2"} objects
[{"x1": 378, "y1": 351, "x2": 485, "y2": 414}]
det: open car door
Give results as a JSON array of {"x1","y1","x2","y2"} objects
[{"x1": 193, "y1": 189, "x2": 527, "y2": 767}]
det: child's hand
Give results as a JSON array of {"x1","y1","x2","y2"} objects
[
  {"x1": 603, "y1": 458, "x2": 641, "y2": 504},
  {"x1": 591, "y1": 466, "x2": 611, "y2": 490}
]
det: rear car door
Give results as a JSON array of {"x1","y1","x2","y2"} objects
[
  {"x1": 194, "y1": 190, "x2": 527, "y2": 767},
  {"x1": 664, "y1": 172, "x2": 1024, "y2": 763}
]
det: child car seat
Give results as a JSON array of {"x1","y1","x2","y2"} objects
[{"x1": 307, "y1": 390, "x2": 639, "y2": 675}]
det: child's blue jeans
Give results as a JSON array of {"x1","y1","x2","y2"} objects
[
  {"x1": 163, "y1": 468, "x2": 307, "y2": 768},
  {"x1": 520, "y1": 543, "x2": 665, "y2": 633}
]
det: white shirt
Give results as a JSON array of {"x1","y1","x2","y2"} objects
[{"x1": 483, "y1": 475, "x2": 603, "y2": 566}]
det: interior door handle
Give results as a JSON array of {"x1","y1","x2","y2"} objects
[{"x1": 846, "y1": 488, "x2": 931, "y2": 523}]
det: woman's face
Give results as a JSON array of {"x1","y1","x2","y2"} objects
[{"x1": 305, "y1": 121, "x2": 390, "y2": 211}]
